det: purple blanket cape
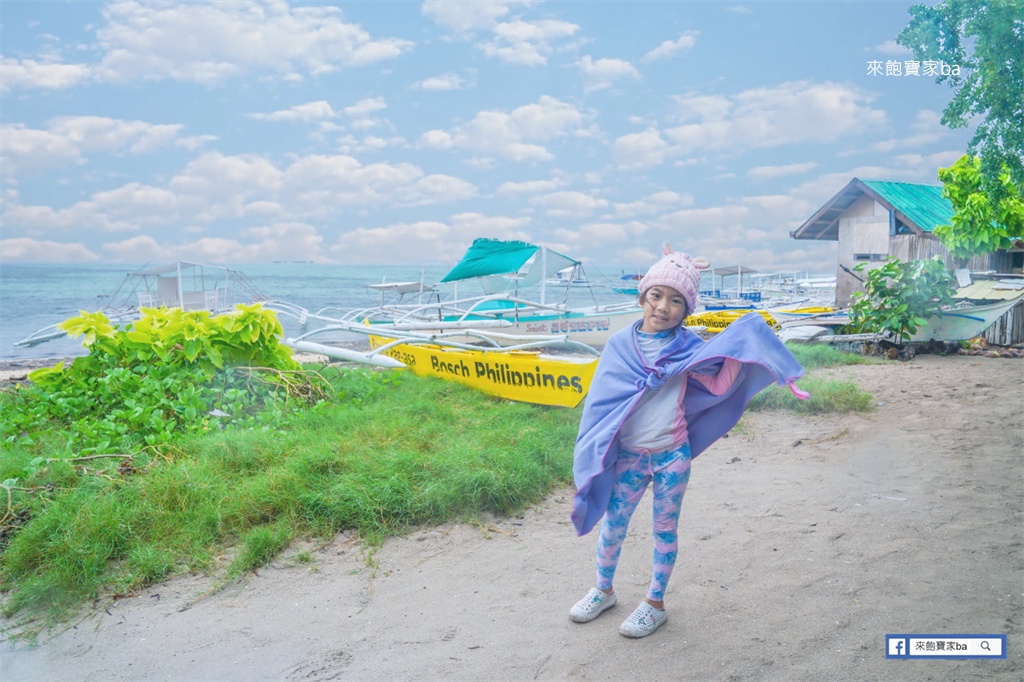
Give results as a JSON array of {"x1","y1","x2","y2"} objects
[{"x1": 570, "y1": 312, "x2": 806, "y2": 536}]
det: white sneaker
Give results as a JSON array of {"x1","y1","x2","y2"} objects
[
  {"x1": 569, "y1": 588, "x2": 617, "y2": 623},
  {"x1": 619, "y1": 602, "x2": 668, "y2": 637}
]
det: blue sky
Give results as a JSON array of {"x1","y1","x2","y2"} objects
[{"x1": 1, "y1": 0, "x2": 973, "y2": 272}]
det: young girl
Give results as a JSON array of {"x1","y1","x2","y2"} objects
[{"x1": 569, "y1": 244, "x2": 809, "y2": 638}]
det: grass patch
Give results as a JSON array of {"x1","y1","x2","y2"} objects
[
  {"x1": 0, "y1": 367, "x2": 579, "y2": 624},
  {"x1": 1, "y1": 344, "x2": 878, "y2": 625},
  {"x1": 784, "y1": 342, "x2": 879, "y2": 369},
  {"x1": 749, "y1": 375, "x2": 874, "y2": 414},
  {"x1": 745, "y1": 343, "x2": 878, "y2": 415}
]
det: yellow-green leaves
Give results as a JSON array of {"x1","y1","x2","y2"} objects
[
  {"x1": 6, "y1": 304, "x2": 308, "y2": 458},
  {"x1": 59, "y1": 310, "x2": 117, "y2": 347}
]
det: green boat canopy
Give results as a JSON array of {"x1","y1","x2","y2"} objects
[{"x1": 440, "y1": 238, "x2": 577, "y2": 283}]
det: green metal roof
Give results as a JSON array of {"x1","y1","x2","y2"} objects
[
  {"x1": 792, "y1": 177, "x2": 955, "y2": 241},
  {"x1": 859, "y1": 180, "x2": 954, "y2": 233}
]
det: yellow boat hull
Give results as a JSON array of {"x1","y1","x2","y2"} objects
[
  {"x1": 368, "y1": 335, "x2": 598, "y2": 408},
  {"x1": 688, "y1": 310, "x2": 777, "y2": 333}
]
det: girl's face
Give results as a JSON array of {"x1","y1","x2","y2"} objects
[{"x1": 639, "y1": 285, "x2": 688, "y2": 333}]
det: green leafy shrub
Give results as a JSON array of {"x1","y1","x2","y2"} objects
[
  {"x1": 846, "y1": 257, "x2": 955, "y2": 340},
  {"x1": 0, "y1": 304, "x2": 318, "y2": 456}
]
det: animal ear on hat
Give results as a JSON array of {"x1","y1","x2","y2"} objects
[
  {"x1": 662, "y1": 242, "x2": 673, "y2": 256},
  {"x1": 692, "y1": 256, "x2": 711, "y2": 270}
]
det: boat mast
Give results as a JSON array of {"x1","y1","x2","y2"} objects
[
  {"x1": 540, "y1": 246, "x2": 547, "y2": 306},
  {"x1": 176, "y1": 261, "x2": 184, "y2": 309}
]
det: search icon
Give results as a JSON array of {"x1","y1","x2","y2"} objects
[{"x1": 981, "y1": 641, "x2": 991, "y2": 651}]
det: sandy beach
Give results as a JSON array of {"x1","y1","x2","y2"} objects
[{"x1": 1, "y1": 354, "x2": 1022, "y2": 681}]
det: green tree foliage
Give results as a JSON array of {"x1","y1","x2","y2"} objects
[
  {"x1": 935, "y1": 155, "x2": 1024, "y2": 265},
  {"x1": 897, "y1": 0, "x2": 1024, "y2": 204},
  {"x1": 847, "y1": 257, "x2": 955, "y2": 340}
]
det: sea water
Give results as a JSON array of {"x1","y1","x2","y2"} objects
[{"x1": 0, "y1": 262, "x2": 637, "y2": 361}]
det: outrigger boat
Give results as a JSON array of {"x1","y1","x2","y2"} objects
[
  {"x1": 286, "y1": 324, "x2": 600, "y2": 408},
  {"x1": 909, "y1": 294, "x2": 1024, "y2": 343},
  {"x1": 14, "y1": 261, "x2": 267, "y2": 348},
  {"x1": 774, "y1": 278, "x2": 1024, "y2": 344},
  {"x1": 268, "y1": 238, "x2": 642, "y2": 349}
]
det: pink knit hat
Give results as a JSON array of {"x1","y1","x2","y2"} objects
[{"x1": 638, "y1": 243, "x2": 710, "y2": 314}]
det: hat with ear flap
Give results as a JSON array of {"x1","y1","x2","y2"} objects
[{"x1": 638, "y1": 243, "x2": 710, "y2": 315}]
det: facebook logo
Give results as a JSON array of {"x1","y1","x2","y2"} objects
[
  {"x1": 886, "y1": 634, "x2": 1006, "y2": 659},
  {"x1": 887, "y1": 636, "x2": 909, "y2": 658}
]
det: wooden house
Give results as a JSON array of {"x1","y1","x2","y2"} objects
[{"x1": 791, "y1": 178, "x2": 1024, "y2": 344}]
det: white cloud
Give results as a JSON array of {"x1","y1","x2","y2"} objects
[
  {"x1": 90, "y1": 0, "x2": 413, "y2": 85},
  {"x1": 249, "y1": 101, "x2": 338, "y2": 122},
  {"x1": 674, "y1": 94, "x2": 732, "y2": 121},
  {"x1": 1, "y1": 117, "x2": 190, "y2": 178},
  {"x1": 170, "y1": 153, "x2": 283, "y2": 222},
  {"x1": 343, "y1": 97, "x2": 389, "y2": 131},
  {"x1": 0, "y1": 125, "x2": 82, "y2": 178},
  {"x1": 101, "y1": 235, "x2": 172, "y2": 261},
  {"x1": 495, "y1": 178, "x2": 565, "y2": 195},
  {"x1": 554, "y1": 220, "x2": 649, "y2": 248},
  {"x1": 335, "y1": 135, "x2": 405, "y2": 154},
  {"x1": 330, "y1": 220, "x2": 454, "y2": 264},
  {"x1": 413, "y1": 73, "x2": 466, "y2": 91},
  {"x1": 613, "y1": 191, "x2": 693, "y2": 218},
  {"x1": 610, "y1": 128, "x2": 670, "y2": 170},
  {"x1": 330, "y1": 211, "x2": 533, "y2": 264},
  {"x1": 0, "y1": 238, "x2": 99, "y2": 262},
  {"x1": 4, "y1": 183, "x2": 180, "y2": 233},
  {"x1": 396, "y1": 174, "x2": 479, "y2": 207},
  {"x1": 345, "y1": 97, "x2": 388, "y2": 118},
  {"x1": 870, "y1": 109, "x2": 948, "y2": 152},
  {"x1": 747, "y1": 162, "x2": 818, "y2": 181},
  {"x1": 529, "y1": 191, "x2": 608, "y2": 218},
  {"x1": 421, "y1": 0, "x2": 535, "y2": 35},
  {"x1": 634, "y1": 81, "x2": 888, "y2": 163},
  {"x1": 100, "y1": 221, "x2": 401, "y2": 264},
  {"x1": 0, "y1": 57, "x2": 91, "y2": 92},
  {"x1": 641, "y1": 30, "x2": 698, "y2": 63},
  {"x1": 448, "y1": 212, "x2": 531, "y2": 236},
  {"x1": 5, "y1": 151, "x2": 478, "y2": 243},
  {"x1": 236, "y1": 222, "x2": 325, "y2": 261},
  {"x1": 872, "y1": 39, "x2": 913, "y2": 56},
  {"x1": 418, "y1": 96, "x2": 585, "y2": 161},
  {"x1": 480, "y1": 18, "x2": 580, "y2": 66},
  {"x1": 576, "y1": 55, "x2": 640, "y2": 92},
  {"x1": 423, "y1": 1, "x2": 577, "y2": 67}
]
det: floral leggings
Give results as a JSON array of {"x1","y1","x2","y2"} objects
[{"x1": 594, "y1": 442, "x2": 692, "y2": 602}]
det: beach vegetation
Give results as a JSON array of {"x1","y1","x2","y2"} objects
[
  {"x1": 783, "y1": 342, "x2": 877, "y2": 369},
  {"x1": 2, "y1": 305, "x2": 323, "y2": 456},
  {"x1": 748, "y1": 375, "x2": 873, "y2": 414},
  {"x1": 845, "y1": 257, "x2": 955, "y2": 340},
  {"x1": 0, "y1": 319, "x2": 877, "y2": 627},
  {"x1": 0, "y1": 368, "x2": 578, "y2": 625},
  {"x1": 748, "y1": 343, "x2": 877, "y2": 414}
]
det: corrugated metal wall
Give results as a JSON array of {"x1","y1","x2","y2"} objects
[
  {"x1": 981, "y1": 299, "x2": 1024, "y2": 346},
  {"x1": 890, "y1": 234, "x2": 1014, "y2": 272},
  {"x1": 887, "y1": 235, "x2": 1023, "y2": 344}
]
